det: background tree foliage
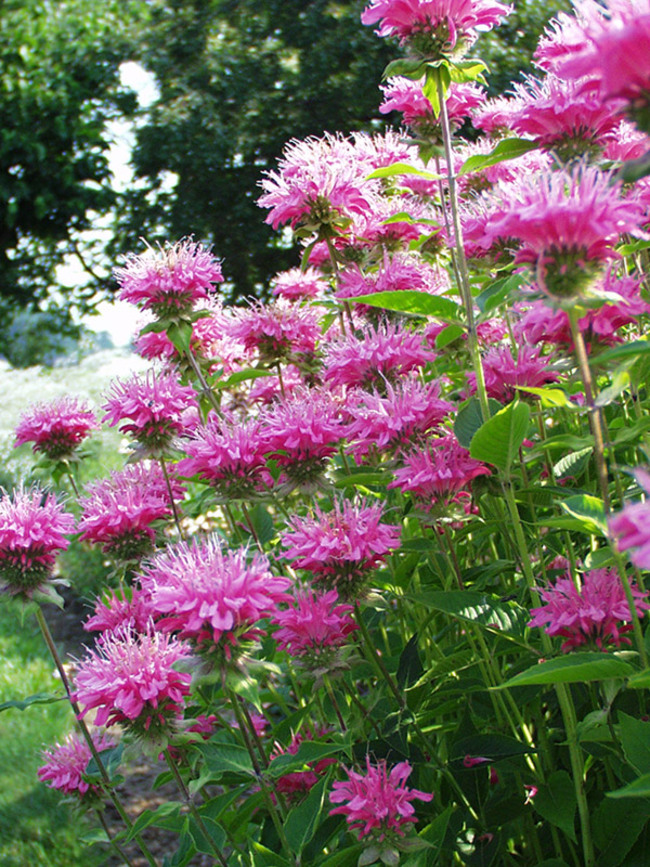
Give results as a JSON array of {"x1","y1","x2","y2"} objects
[{"x1": 0, "y1": 0, "x2": 570, "y2": 360}]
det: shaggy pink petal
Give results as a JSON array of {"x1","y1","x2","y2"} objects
[
  {"x1": 329, "y1": 757, "x2": 432, "y2": 841},
  {"x1": 271, "y1": 267, "x2": 329, "y2": 300},
  {"x1": 467, "y1": 344, "x2": 559, "y2": 404},
  {"x1": 272, "y1": 589, "x2": 357, "y2": 657},
  {"x1": 38, "y1": 731, "x2": 116, "y2": 797},
  {"x1": 85, "y1": 587, "x2": 155, "y2": 637},
  {"x1": 610, "y1": 469, "x2": 650, "y2": 568},
  {"x1": 138, "y1": 536, "x2": 291, "y2": 655},
  {"x1": 529, "y1": 568, "x2": 650, "y2": 651},
  {"x1": 228, "y1": 300, "x2": 321, "y2": 361},
  {"x1": 15, "y1": 396, "x2": 99, "y2": 460}
]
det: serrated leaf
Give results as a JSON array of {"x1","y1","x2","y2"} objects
[
  {"x1": 0, "y1": 692, "x2": 64, "y2": 713},
  {"x1": 500, "y1": 653, "x2": 635, "y2": 688},
  {"x1": 476, "y1": 273, "x2": 525, "y2": 314},
  {"x1": 458, "y1": 138, "x2": 539, "y2": 176},
  {"x1": 167, "y1": 321, "x2": 193, "y2": 354},
  {"x1": 469, "y1": 400, "x2": 530, "y2": 472},
  {"x1": 559, "y1": 494, "x2": 607, "y2": 535},
  {"x1": 195, "y1": 741, "x2": 255, "y2": 779},
  {"x1": 553, "y1": 447, "x2": 593, "y2": 481},
  {"x1": 382, "y1": 57, "x2": 427, "y2": 81},
  {"x1": 351, "y1": 290, "x2": 461, "y2": 321},
  {"x1": 533, "y1": 771, "x2": 577, "y2": 842}
]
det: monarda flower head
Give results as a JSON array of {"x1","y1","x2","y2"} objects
[
  {"x1": 84, "y1": 586, "x2": 155, "y2": 638},
  {"x1": 329, "y1": 758, "x2": 432, "y2": 843},
  {"x1": 73, "y1": 626, "x2": 192, "y2": 737},
  {"x1": 38, "y1": 731, "x2": 116, "y2": 799},
  {"x1": 467, "y1": 344, "x2": 559, "y2": 404},
  {"x1": 102, "y1": 370, "x2": 196, "y2": 456},
  {"x1": 609, "y1": 469, "x2": 650, "y2": 569},
  {"x1": 529, "y1": 567, "x2": 650, "y2": 651},
  {"x1": 380, "y1": 76, "x2": 485, "y2": 136},
  {"x1": 361, "y1": 0, "x2": 512, "y2": 59},
  {"x1": 0, "y1": 487, "x2": 75, "y2": 602},
  {"x1": 78, "y1": 462, "x2": 183, "y2": 561},
  {"x1": 138, "y1": 536, "x2": 291, "y2": 660},
  {"x1": 114, "y1": 239, "x2": 223, "y2": 318},
  {"x1": 271, "y1": 267, "x2": 329, "y2": 301},
  {"x1": 228, "y1": 300, "x2": 321, "y2": 363},
  {"x1": 272, "y1": 588, "x2": 358, "y2": 668},
  {"x1": 485, "y1": 165, "x2": 643, "y2": 298},
  {"x1": 281, "y1": 499, "x2": 401, "y2": 600},
  {"x1": 177, "y1": 415, "x2": 272, "y2": 501},
  {"x1": 14, "y1": 396, "x2": 99, "y2": 461}
]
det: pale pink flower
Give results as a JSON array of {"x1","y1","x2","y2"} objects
[
  {"x1": 260, "y1": 390, "x2": 344, "y2": 487},
  {"x1": 14, "y1": 396, "x2": 99, "y2": 461},
  {"x1": 138, "y1": 536, "x2": 291, "y2": 657},
  {"x1": 85, "y1": 587, "x2": 155, "y2": 637},
  {"x1": 228, "y1": 300, "x2": 321, "y2": 362},
  {"x1": 610, "y1": 469, "x2": 650, "y2": 568},
  {"x1": 102, "y1": 370, "x2": 196, "y2": 455},
  {"x1": 529, "y1": 567, "x2": 650, "y2": 651},
  {"x1": 272, "y1": 589, "x2": 357, "y2": 659},
  {"x1": 73, "y1": 626, "x2": 192, "y2": 733},
  {"x1": 271, "y1": 729, "x2": 336, "y2": 798},
  {"x1": 38, "y1": 731, "x2": 116, "y2": 798},
  {"x1": 473, "y1": 94, "x2": 519, "y2": 137},
  {"x1": 177, "y1": 415, "x2": 272, "y2": 500},
  {"x1": 248, "y1": 364, "x2": 306, "y2": 405},
  {"x1": 535, "y1": 2, "x2": 608, "y2": 74},
  {"x1": 467, "y1": 345, "x2": 559, "y2": 404},
  {"x1": 271, "y1": 267, "x2": 329, "y2": 301},
  {"x1": 329, "y1": 757, "x2": 432, "y2": 841},
  {"x1": 361, "y1": 0, "x2": 512, "y2": 56},
  {"x1": 602, "y1": 121, "x2": 650, "y2": 161},
  {"x1": 78, "y1": 462, "x2": 182, "y2": 560},
  {"x1": 281, "y1": 500, "x2": 401, "y2": 599},
  {"x1": 115, "y1": 240, "x2": 223, "y2": 317},
  {"x1": 485, "y1": 166, "x2": 643, "y2": 297},
  {"x1": 0, "y1": 488, "x2": 75, "y2": 600},
  {"x1": 325, "y1": 323, "x2": 435, "y2": 390},
  {"x1": 389, "y1": 435, "x2": 490, "y2": 507},
  {"x1": 380, "y1": 77, "x2": 484, "y2": 131},
  {"x1": 345, "y1": 379, "x2": 453, "y2": 458}
]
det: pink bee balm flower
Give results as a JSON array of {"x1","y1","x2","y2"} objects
[
  {"x1": 73, "y1": 627, "x2": 192, "y2": 734},
  {"x1": 0, "y1": 487, "x2": 75, "y2": 601},
  {"x1": 529, "y1": 567, "x2": 650, "y2": 651},
  {"x1": 467, "y1": 344, "x2": 559, "y2": 404},
  {"x1": 38, "y1": 731, "x2": 116, "y2": 798},
  {"x1": 329, "y1": 758, "x2": 432, "y2": 841},
  {"x1": 345, "y1": 379, "x2": 453, "y2": 458},
  {"x1": 485, "y1": 165, "x2": 643, "y2": 298},
  {"x1": 138, "y1": 536, "x2": 291, "y2": 658},
  {"x1": 272, "y1": 589, "x2": 358, "y2": 662},
  {"x1": 78, "y1": 462, "x2": 183, "y2": 560},
  {"x1": 325, "y1": 322, "x2": 435, "y2": 390},
  {"x1": 114, "y1": 239, "x2": 223, "y2": 317},
  {"x1": 609, "y1": 469, "x2": 650, "y2": 569},
  {"x1": 102, "y1": 370, "x2": 196, "y2": 455},
  {"x1": 389, "y1": 435, "x2": 490, "y2": 507},
  {"x1": 380, "y1": 77, "x2": 484, "y2": 134},
  {"x1": 260, "y1": 389, "x2": 344, "y2": 488},
  {"x1": 85, "y1": 586, "x2": 155, "y2": 637},
  {"x1": 14, "y1": 396, "x2": 99, "y2": 461},
  {"x1": 228, "y1": 300, "x2": 321, "y2": 362},
  {"x1": 281, "y1": 500, "x2": 401, "y2": 599},
  {"x1": 361, "y1": 0, "x2": 511, "y2": 56},
  {"x1": 177, "y1": 415, "x2": 272, "y2": 501},
  {"x1": 271, "y1": 267, "x2": 329, "y2": 301}
]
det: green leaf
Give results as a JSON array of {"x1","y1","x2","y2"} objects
[
  {"x1": 469, "y1": 400, "x2": 530, "y2": 472},
  {"x1": 448, "y1": 57, "x2": 488, "y2": 84},
  {"x1": 559, "y1": 494, "x2": 607, "y2": 535},
  {"x1": 267, "y1": 740, "x2": 350, "y2": 778},
  {"x1": 516, "y1": 385, "x2": 572, "y2": 408},
  {"x1": 435, "y1": 323, "x2": 465, "y2": 348},
  {"x1": 533, "y1": 771, "x2": 577, "y2": 842},
  {"x1": 594, "y1": 339, "x2": 650, "y2": 365},
  {"x1": 423, "y1": 64, "x2": 451, "y2": 116},
  {"x1": 0, "y1": 692, "x2": 64, "y2": 713},
  {"x1": 454, "y1": 397, "x2": 502, "y2": 448},
  {"x1": 593, "y1": 798, "x2": 650, "y2": 866},
  {"x1": 397, "y1": 633, "x2": 424, "y2": 689},
  {"x1": 188, "y1": 815, "x2": 227, "y2": 857},
  {"x1": 251, "y1": 842, "x2": 291, "y2": 867},
  {"x1": 382, "y1": 57, "x2": 427, "y2": 80},
  {"x1": 195, "y1": 741, "x2": 255, "y2": 779},
  {"x1": 334, "y1": 470, "x2": 391, "y2": 490},
  {"x1": 247, "y1": 503, "x2": 275, "y2": 545},
  {"x1": 476, "y1": 272, "x2": 526, "y2": 314},
  {"x1": 125, "y1": 802, "x2": 183, "y2": 842},
  {"x1": 458, "y1": 138, "x2": 539, "y2": 176},
  {"x1": 351, "y1": 290, "x2": 461, "y2": 322},
  {"x1": 214, "y1": 368, "x2": 272, "y2": 389},
  {"x1": 78, "y1": 827, "x2": 111, "y2": 845},
  {"x1": 607, "y1": 773, "x2": 650, "y2": 799},
  {"x1": 553, "y1": 447, "x2": 593, "y2": 481},
  {"x1": 500, "y1": 653, "x2": 635, "y2": 688},
  {"x1": 451, "y1": 733, "x2": 533, "y2": 762},
  {"x1": 285, "y1": 773, "x2": 330, "y2": 853},
  {"x1": 406, "y1": 590, "x2": 529, "y2": 637},
  {"x1": 627, "y1": 669, "x2": 650, "y2": 689},
  {"x1": 366, "y1": 162, "x2": 442, "y2": 181},
  {"x1": 618, "y1": 712, "x2": 650, "y2": 775},
  {"x1": 166, "y1": 320, "x2": 193, "y2": 354},
  {"x1": 618, "y1": 150, "x2": 650, "y2": 184}
]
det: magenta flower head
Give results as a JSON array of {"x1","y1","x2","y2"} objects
[
  {"x1": 361, "y1": 0, "x2": 512, "y2": 59},
  {"x1": 138, "y1": 535, "x2": 291, "y2": 661},
  {"x1": 281, "y1": 499, "x2": 401, "y2": 600},
  {"x1": 467, "y1": 344, "x2": 559, "y2": 404},
  {"x1": 486, "y1": 165, "x2": 643, "y2": 298},
  {"x1": 271, "y1": 267, "x2": 329, "y2": 301},
  {"x1": 102, "y1": 370, "x2": 196, "y2": 456},
  {"x1": 73, "y1": 626, "x2": 193, "y2": 737},
  {"x1": 329, "y1": 758, "x2": 432, "y2": 843},
  {"x1": 78, "y1": 462, "x2": 183, "y2": 561},
  {"x1": 38, "y1": 731, "x2": 116, "y2": 799},
  {"x1": 272, "y1": 589, "x2": 358, "y2": 669},
  {"x1": 609, "y1": 469, "x2": 650, "y2": 568},
  {"x1": 380, "y1": 77, "x2": 485, "y2": 136},
  {"x1": 14, "y1": 396, "x2": 99, "y2": 461},
  {"x1": 0, "y1": 487, "x2": 75, "y2": 603},
  {"x1": 85, "y1": 586, "x2": 155, "y2": 638},
  {"x1": 114, "y1": 239, "x2": 223, "y2": 318},
  {"x1": 228, "y1": 300, "x2": 321, "y2": 363},
  {"x1": 529, "y1": 567, "x2": 650, "y2": 651}
]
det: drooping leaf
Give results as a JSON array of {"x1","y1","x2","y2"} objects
[
  {"x1": 458, "y1": 138, "x2": 539, "y2": 176},
  {"x1": 592, "y1": 797, "x2": 650, "y2": 867},
  {"x1": 558, "y1": 494, "x2": 607, "y2": 535},
  {"x1": 454, "y1": 397, "x2": 502, "y2": 448},
  {"x1": 285, "y1": 773, "x2": 331, "y2": 853},
  {"x1": 618, "y1": 712, "x2": 650, "y2": 775},
  {"x1": 0, "y1": 692, "x2": 64, "y2": 713}
]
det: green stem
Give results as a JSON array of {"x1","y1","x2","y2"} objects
[
  {"x1": 184, "y1": 347, "x2": 222, "y2": 417},
  {"x1": 95, "y1": 809, "x2": 137, "y2": 867},
  {"x1": 160, "y1": 457, "x2": 185, "y2": 540}
]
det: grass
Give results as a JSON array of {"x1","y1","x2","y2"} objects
[{"x1": 0, "y1": 598, "x2": 104, "y2": 867}]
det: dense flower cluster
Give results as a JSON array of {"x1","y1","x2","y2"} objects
[
  {"x1": 38, "y1": 731, "x2": 116, "y2": 798},
  {"x1": 272, "y1": 589, "x2": 357, "y2": 663},
  {"x1": 14, "y1": 396, "x2": 99, "y2": 461}
]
